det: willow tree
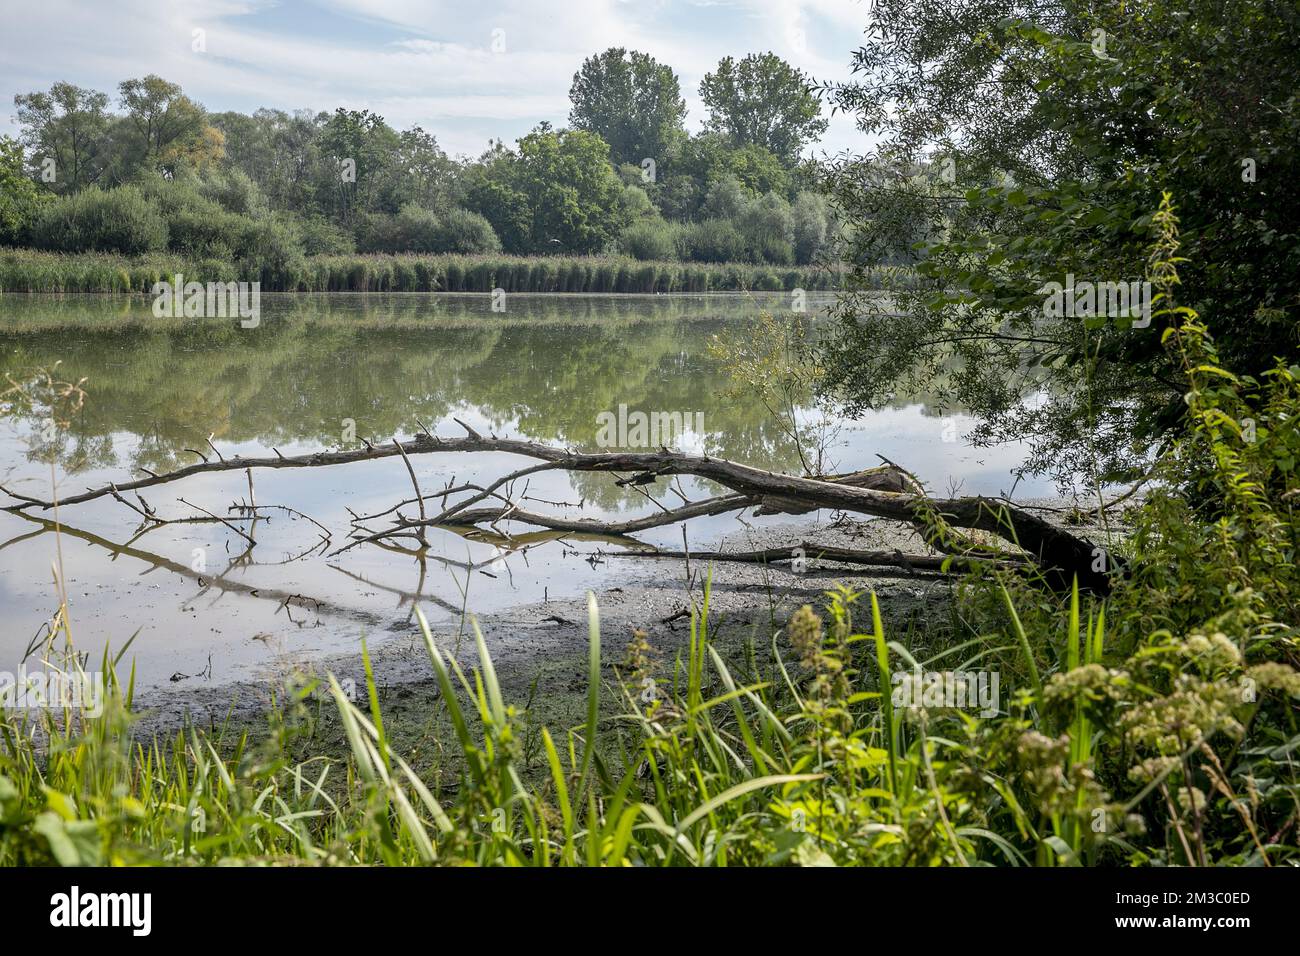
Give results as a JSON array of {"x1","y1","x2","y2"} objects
[{"x1": 818, "y1": 0, "x2": 1300, "y2": 486}]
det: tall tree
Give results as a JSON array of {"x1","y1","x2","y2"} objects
[
  {"x1": 387, "y1": 126, "x2": 454, "y2": 209},
  {"x1": 212, "y1": 108, "x2": 324, "y2": 213},
  {"x1": 13, "y1": 82, "x2": 110, "y2": 192},
  {"x1": 467, "y1": 126, "x2": 627, "y2": 254},
  {"x1": 317, "y1": 108, "x2": 401, "y2": 225},
  {"x1": 653, "y1": 132, "x2": 789, "y2": 221},
  {"x1": 568, "y1": 48, "x2": 687, "y2": 168},
  {"x1": 699, "y1": 53, "x2": 827, "y2": 165},
  {"x1": 818, "y1": 0, "x2": 1300, "y2": 484},
  {"x1": 116, "y1": 75, "x2": 208, "y2": 174}
]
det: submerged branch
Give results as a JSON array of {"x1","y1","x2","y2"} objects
[{"x1": 3, "y1": 427, "x2": 1111, "y2": 591}]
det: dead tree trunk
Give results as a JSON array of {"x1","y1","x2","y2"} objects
[{"x1": 2, "y1": 428, "x2": 1112, "y2": 592}]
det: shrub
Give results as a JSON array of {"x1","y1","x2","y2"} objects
[
  {"x1": 299, "y1": 217, "x2": 356, "y2": 256},
  {"x1": 700, "y1": 175, "x2": 748, "y2": 219},
  {"x1": 171, "y1": 204, "x2": 258, "y2": 260},
  {"x1": 357, "y1": 207, "x2": 433, "y2": 254},
  {"x1": 618, "y1": 219, "x2": 679, "y2": 261},
  {"x1": 30, "y1": 185, "x2": 168, "y2": 255},
  {"x1": 735, "y1": 192, "x2": 794, "y2": 265},
  {"x1": 242, "y1": 214, "x2": 305, "y2": 285},
  {"x1": 791, "y1": 190, "x2": 831, "y2": 265},
  {"x1": 359, "y1": 204, "x2": 500, "y2": 255},
  {"x1": 678, "y1": 218, "x2": 744, "y2": 263},
  {"x1": 436, "y1": 207, "x2": 501, "y2": 255},
  {"x1": 194, "y1": 168, "x2": 267, "y2": 217},
  {"x1": 617, "y1": 184, "x2": 656, "y2": 221}
]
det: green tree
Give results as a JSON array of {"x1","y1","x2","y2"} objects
[
  {"x1": 568, "y1": 48, "x2": 687, "y2": 168},
  {"x1": 13, "y1": 82, "x2": 110, "y2": 192},
  {"x1": 116, "y1": 75, "x2": 209, "y2": 174},
  {"x1": 467, "y1": 126, "x2": 627, "y2": 255},
  {"x1": 317, "y1": 108, "x2": 402, "y2": 226},
  {"x1": 700, "y1": 53, "x2": 827, "y2": 166},
  {"x1": 212, "y1": 108, "x2": 325, "y2": 214},
  {"x1": 388, "y1": 126, "x2": 455, "y2": 209},
  {"x1": 0, "y1": 137, "x2": 48, "y2": 244},
  {"x1": 819, "y1": 0, "x2": 1300, "y2": 484},
  {"x1": 656, "y1": 133, "x2": 788, "y2": 221}
]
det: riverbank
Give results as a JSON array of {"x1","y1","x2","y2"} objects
[
  {"x1": 120, "y1": 497, "x2": 1113, "y2": 745},
  {"x1": 0, "y1": 248, "x2": 854, "y2": 294}
]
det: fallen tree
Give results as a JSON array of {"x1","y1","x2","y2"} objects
[{"x1": 2, "y1": 424, "x2": 1113, "y2": 591}]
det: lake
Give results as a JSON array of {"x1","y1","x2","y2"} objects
[{"x1": 0, "y1": 292, "x2": 1053, "y2": 692}]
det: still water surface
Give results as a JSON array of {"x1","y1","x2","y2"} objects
[{"x1": 0, "y1": 293, "x2": 1052, "y2": 691}]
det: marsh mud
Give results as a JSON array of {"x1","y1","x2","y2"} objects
[{"x1": 119, "y1": 499, "x2": 1104, "y2": 739}]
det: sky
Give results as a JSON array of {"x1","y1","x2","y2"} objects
[{"x1": 0, "y1": 0, "x2": 873, "y2": 161}]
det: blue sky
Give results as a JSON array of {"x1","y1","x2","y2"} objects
[{"x1": 1, "y1": 0, "x2": 873, "y2": 160}]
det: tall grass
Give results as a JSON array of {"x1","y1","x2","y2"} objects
[
  {"x1": 0, "y1": 248, "x2": 848, "y2": 295},
  {"x1": 4, "y1": 560, "x2": 1295, "y2": 866}
]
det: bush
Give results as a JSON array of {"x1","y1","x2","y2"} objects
[
  {"x1": 194, "y1": 168, "x2": 267, "y2": 217},
  {"x1": 298, "y1": 216, "x2": 356, "y2": 256},
  {"x1": 735, "y1": 192, "x2": 794, "y2": 265},
  {"x1": 357, "y1": 206, "x2": 435, "y2": 254},
  {"x1": 791, "y1": 190, "x2": 830, "y2": 265},
  {"x1": 617, "y1": 184, "x2": 656, "y2": 221},
  {"x1": 167, "y1": 204, "x2": 252, "y2": 260},
  {"x1": 243, "y1": 214, "x2": 305, "y2": 285},
  {"x1": 436, "y1": 207, "x2": 501, "y2": 255},
  {"x1": 618, "y1": 219, "x2": 679, "y2": 261},
  {"x1": 700, "y1": 175, "x2": 748, "y2": 220},
  {"x1": 30, "y1": 185, "x2": 168, "y2": 255},
  {"x1": 359, "y1": 204, "x2": 500, "y2": 255},
  {"x1": 678, "y1": 218, "x2": 744, "y2": 263}
]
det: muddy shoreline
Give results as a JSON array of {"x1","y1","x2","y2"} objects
[{"x1": 119, "y1": 498, "x2": 1106, "y2": 738}]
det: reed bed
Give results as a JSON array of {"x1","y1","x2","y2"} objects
[{"x1": 0, "y1": 248, "x2": 849, "y2": 295}]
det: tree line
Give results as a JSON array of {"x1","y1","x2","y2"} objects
[{"x1": 0, "y1": 50, "x2": 839, "y2": 270}]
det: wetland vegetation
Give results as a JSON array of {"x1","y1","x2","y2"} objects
[{"x1": 0, "y1": 0, "x2": 1297, "y2": 871}]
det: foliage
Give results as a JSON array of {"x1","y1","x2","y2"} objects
[
  {"x1": 358, "y1": 203, "x2": 500, "y2": 255},
  {"x1": 568, "y1": 48, "x2": 687, "y2": 168},
  {"x1": 700, "y1": 53, "x2": 829, "y2": 165},
  {"x1": 734, "y1": 192, "x2": 795, "y2": 265},
  {"x1": 464, "y1": 127, "x2": 628, "y2": 255},
  {"x1": 791, "y1": 190, "x2": 832, "y2": 265},
  {"x1": 653, "y1": 133, "x2": 791, "y2": 222},
  {"x1": 116, "y1": 74, "x2": 217, "y2": 176},
  {"x1": 9, "y1": 50, "x2": 833, "y2": 267},
  {"x1": 12, "y1": 82, "x2": 111, "y2": 192},
  {"x1": 617, "y1": 218, "x2": 680, "y2": 261},
  {"x1": 818, "y1": 0, "x2": 1300, "y2": 485},
  {"x1": 0, "y1": 137, "x2": 49, "y2": 245},
  {"x1": 29, "y1": 184, "x2": 168, "y2": 255},
  {"x1": 677, "y1": 218, "x2": 746, "y2": 264}
]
